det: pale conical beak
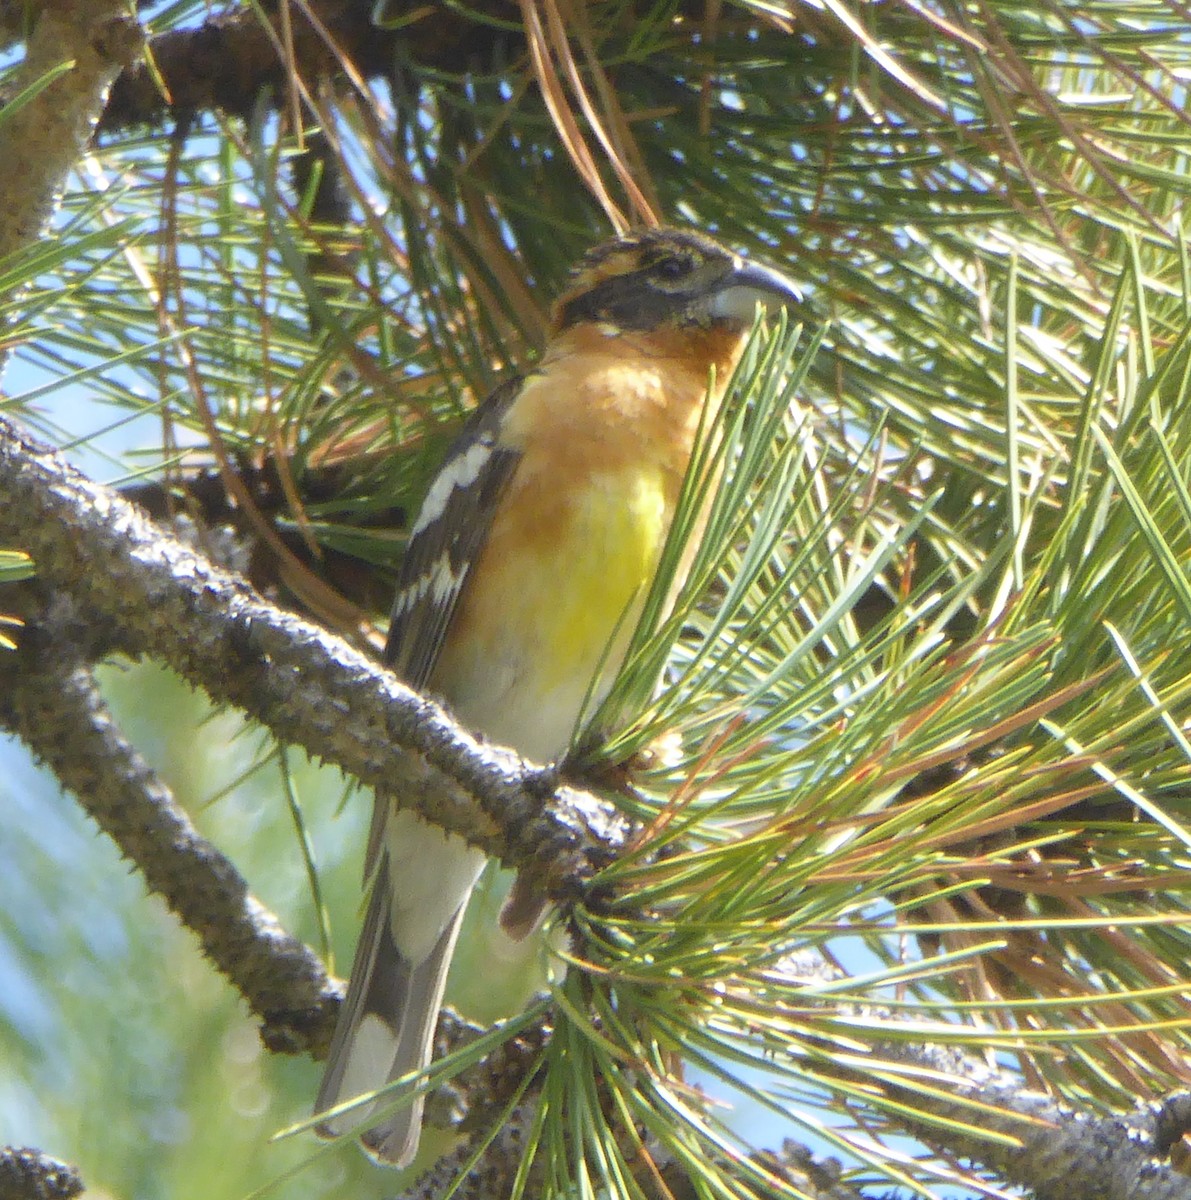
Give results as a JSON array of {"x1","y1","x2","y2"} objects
[{"x1": 706, "y1": 260, "x2": 802, "y2": 324}]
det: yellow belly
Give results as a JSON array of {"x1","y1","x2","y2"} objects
[{"x1": 431, "y1": 466, "x2": 670, "y2": 762}]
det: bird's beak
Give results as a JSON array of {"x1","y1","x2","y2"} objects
[{"x1": 706, "y1": 260, "x2": 802, "y2": 324}]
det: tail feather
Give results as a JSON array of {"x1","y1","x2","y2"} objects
[{"x1": 315, "y1": 857, "x2": 468, "y2": 1169}]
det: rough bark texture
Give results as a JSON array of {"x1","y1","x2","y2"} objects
[{"x1": 0, "y1": 1148, "x2": 83, "y2": 1200}]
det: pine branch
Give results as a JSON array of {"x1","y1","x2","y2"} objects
[
  {"x1": 0, "y1": 657, "x2": 341, "y2": 1056},
  {"x1": 0, "y1": 414, "x2": 628, "y2": 901},
  {"x1": 97, "y1": 0, "x2": 756, "y2": 135},
  {"x1": 0, "y1": 638, "x2": 552, "y2": 1163},
  {"x1": 99, "y1": 0, "x2": 524, "y2": 133},
  {"x1": 772, "y1": 953, "x2": 1191, "y2": 1200}
]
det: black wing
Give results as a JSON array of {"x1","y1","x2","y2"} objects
[
  {"x1": 384, "y1": 375, "x2": 524, "y2": 690},
  {"x1": 363, "y1": 378, "x2": 524, "y2": 880}
]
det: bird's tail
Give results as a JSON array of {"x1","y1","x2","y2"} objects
[{"x1": 314, "y1": 857, "x2": 466, "y2": 1168}]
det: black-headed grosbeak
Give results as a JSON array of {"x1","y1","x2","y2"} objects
[{"x1": 314, "y1": 228, "x2": 800, "y2": 1166}]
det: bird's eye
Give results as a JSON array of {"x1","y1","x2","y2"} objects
[{"x1": 653, "y1": 255, "x2": 693, "y2": 281}]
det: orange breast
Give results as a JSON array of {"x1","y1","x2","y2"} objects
[{"x1": 430, "y1": 325, "x2": 748, "y2": 762}]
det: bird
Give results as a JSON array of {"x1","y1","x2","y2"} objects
[{"x1": 313, "y1": 227, "x2": 801, "y2": 1167}]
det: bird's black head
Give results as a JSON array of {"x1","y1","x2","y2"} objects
[{"x1": 551, "y1": 228, "x2": 801, "y2": 335}]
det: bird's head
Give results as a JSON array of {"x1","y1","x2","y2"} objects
[{"x1": 549, "y1": 228, "x2": 801, "y2": 338}]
